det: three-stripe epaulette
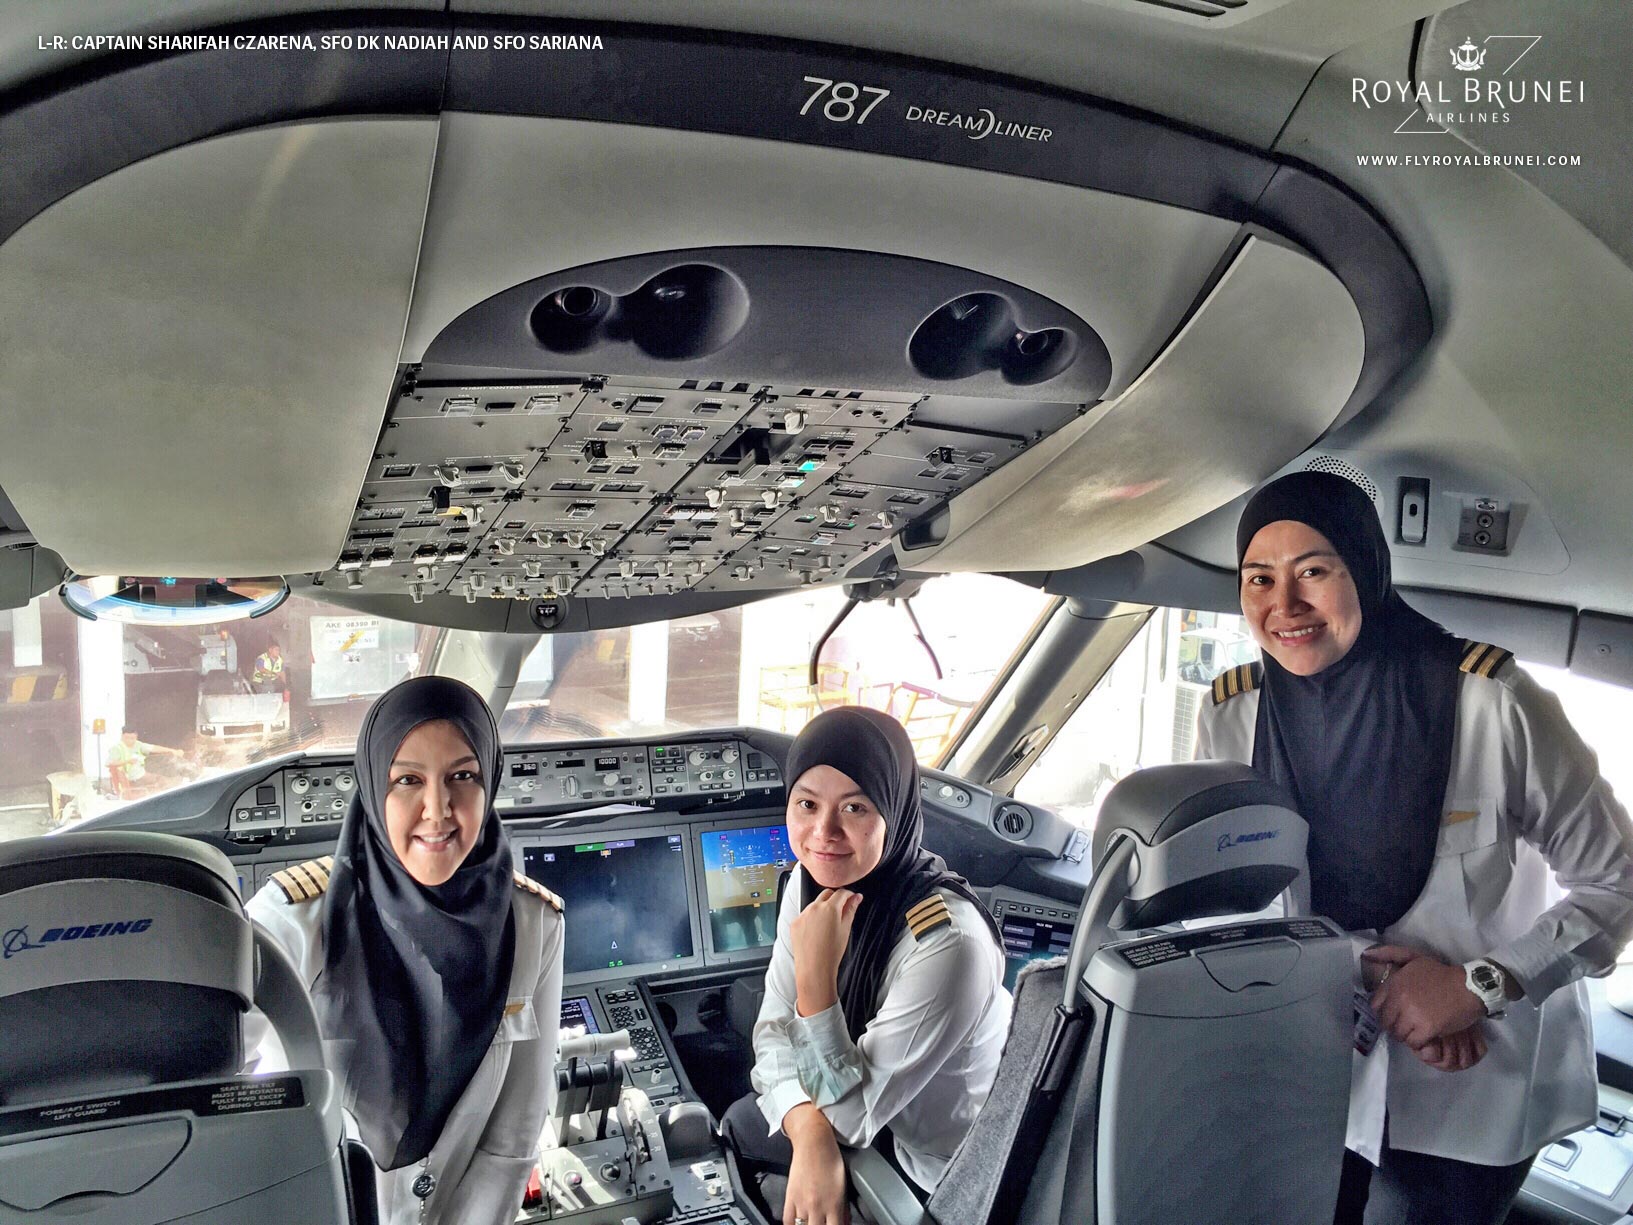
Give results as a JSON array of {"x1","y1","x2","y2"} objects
[
  {"x1": 269, "y1": 856, "x2": 334, "y2": 903},
  {"x1": 514, "y1": 871, "x2": 564, "y2": 912},
  {"x1": 1211, "y1": 662, "x2": 1263, "y2": 706},
  {"x1": 907, "y1": 893, "x2": 953, "y2": 941},
  {"x1": 1459, "y1": 640, "x2": 1514, "y2": 679}
]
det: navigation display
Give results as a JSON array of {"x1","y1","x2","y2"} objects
[
  {"x1": 700, "y1": 824, "x2": 792, "y2": 954},
  {"x1": 1001, "y1": 914, "x2": 1074, "y2": 990},
  {"x1": 523, "y1": 834, "x2": 695, "y2": 975}
]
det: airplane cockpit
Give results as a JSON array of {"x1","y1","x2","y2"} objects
[{"x1": 2, "y1": 0, "x2": 1632, "y2": 1222}]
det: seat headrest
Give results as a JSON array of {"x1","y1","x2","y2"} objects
[
  {"x1": 1090, "y1": 762, "x2": 1307, "y2": 929},
  {"x1": 0, "y1": 832, "x2": 251, "y2": 1107}
]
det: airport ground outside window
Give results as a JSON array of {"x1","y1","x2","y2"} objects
[
  {"x1": 0, "y1": 592, "x2": 439, "y2": 840},
  {"x1": 1015, "y1": 608, "x2": 1256, "y2": 829},
  {"x1": 498, "y1": 573, "x2": 1055, "y2": 763}
]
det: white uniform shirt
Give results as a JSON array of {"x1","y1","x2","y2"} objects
[
  {"x1": 1197, "y1": 658, "x2": 1633, "y2": 1165},
  {"x1": 750, "y1": 868, "x2": 1013, "y2": 1190},
  {"x1": 246, "y1": 876, "x2": 565, "y2": 1225}
]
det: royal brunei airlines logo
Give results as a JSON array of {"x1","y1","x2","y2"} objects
[{"x1": 1451, "y1": 38, "x2": 1488, "y2": 72}]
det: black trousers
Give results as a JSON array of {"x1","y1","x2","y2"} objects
[
  {"x1": 721, "y1": 1093, "x2": 796, "y2": 1172},
  {"x1": 1335, "y1": 1142, "x2": 1537, "y2": 1225}
]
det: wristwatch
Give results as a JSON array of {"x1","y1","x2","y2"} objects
[{"x1": 1464, "y1": 958, "x2": 1509, "y2": 1019}]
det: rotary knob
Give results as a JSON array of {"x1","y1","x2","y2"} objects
[
  {"x1": 689, "y1": 750, "x2": 705, "y2": 766},
  {"x1": 335, "y1": 771, "x2": 355, "y2": 792},
  {"x1": 724, "y1": 769, "x2": 737, "y2": 782},
  {"x1": 564, "y1": 777, "x2": 580, "y2": 798},
  {"x1": 602, "y1": 772, "x2": 619, "y2": 787},
  {"x1": 722, "y1": 746, "x2": 739, "y2": 763},
  {"x1": 288, "y1": 775, "x2": 310, "y2": 794}
]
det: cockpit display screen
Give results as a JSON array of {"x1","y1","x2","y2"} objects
[
  {"x1": 699, "y1": 824, "x2": 792, "y2": 954},
  {"x1": 1001, "y1": 915, "x2": 1073, "y2": 990},
  {"x1": 560, "y1": 995, "x2": 599, "y2": 1034},
  {"x1": 523, "y1": 835, "x2": 694, "y2": 974}
]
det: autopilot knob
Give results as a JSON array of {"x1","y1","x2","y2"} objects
[
  {"x1": 335, "y1": 771, "x2": 355, "y2": 792},
  {"x1": 288, "y1": 775, "x2": 310, "y2": 795},
  {"x1": 564, "y1": 777, "x2": 580, "y2": 798},
  {"x1": 601, "y1": 772, "x2": 619, "y2": 787},
  {"x1": 722, "y1": 746, "x2": 740, "y2": 763},
  {"x1": 688, "y1": 750, "x2": 705, "y2": 766}
]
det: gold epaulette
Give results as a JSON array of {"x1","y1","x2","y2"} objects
[
  {"x1": 906, "y1": 893, "x2": 952, "y2": 941},
  {"x1": 1459, "y1": 640, "x2": 1514, "y2": 679},
  {"x1": 514, "y1": 871, "x2": 564, "y2": 912},
  {"x1": 1211, "y1": 662, "x2": 1263, "y2": 706},
  {"x1": 270, "y1": 856, "x2": 334, "y2": 904}
]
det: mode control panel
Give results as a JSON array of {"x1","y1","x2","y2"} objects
[
  {"x1": 497, "y1": 746, "x2": 652, "y2": 811},
  {"x1": 649, "y1": 740, "x2": 779, "y2": 796},
  {"x1": 283, "y1": 766, "x2": 356, "y2": 827},
  {"x1": 229, "y1": 780, "x2": 287, "y2": 833}
]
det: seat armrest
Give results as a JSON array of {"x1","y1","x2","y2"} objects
[{"x1": 846, "y1": 1146, "x2": 930, "y2": 1225}]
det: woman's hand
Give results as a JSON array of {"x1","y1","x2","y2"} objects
[
  {"x1": 1363, "y1": 945, "x2": 1486, "y2": 1049},
  {"x1": 1414, "y1": 1022, "x2": 1489, "y2": 1072},
  {"x1": 791, "y1": 889, "x2": 863, "y2": 1017},
  {"x1": 783, "y1": 1104, "x2": 849, "y2": 1225}
]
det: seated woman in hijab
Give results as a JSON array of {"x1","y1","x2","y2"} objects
[
  {"x1": 719, "y1": 706, "x2": 1012, "y2": 1225},
  {"x1": 247, "y1": 676, "x2": 565, "y2": 1225},
  {"x1": 1197, "y1": 471, "x2": 1633, "y2": 1225}
]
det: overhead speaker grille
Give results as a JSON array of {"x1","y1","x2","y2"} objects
[{"x1": 1303, "y1": 455, "x2": 1379, "y2": 504}]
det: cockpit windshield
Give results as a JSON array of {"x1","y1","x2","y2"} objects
[{"x1": 0, "y1": 573, "x2": 1049, "y2": 841}]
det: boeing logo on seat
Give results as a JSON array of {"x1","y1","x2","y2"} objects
[
  {"x1": 1217, "y1": 830, "x2": 1280, "y2": 852},
  {"x1": 2, "y1": 919, "x2": 153, "y2": 959}
]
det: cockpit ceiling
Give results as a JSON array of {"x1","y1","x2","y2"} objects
[{"x1": 0, "y1": 17, "x2": 1427, "y2": 623}]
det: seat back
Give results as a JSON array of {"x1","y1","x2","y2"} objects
[
  {"x1": 0, "y1": 832, "x2": 361, "y2": 1225},
  {"x1": 927, "y1": 762, "x2": 1351, "y2": 1225}
]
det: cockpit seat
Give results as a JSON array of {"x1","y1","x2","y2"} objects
[
  {"x1": 0, "y1": 832, "x2": 368, "y2": 1224},
  {"x1": 854, "y1": 761, "x2": 1352, "y2": 1225}
]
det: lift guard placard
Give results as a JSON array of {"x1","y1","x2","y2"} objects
[
  {"x1": 0, "y1": 1076, "x2": 305, "y2": 1139},
  {"x1": 1117, "y1": 919, "x2": 1338, "y2": 970}
]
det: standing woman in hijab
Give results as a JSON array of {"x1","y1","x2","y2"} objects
[
  {"x1": 1197, "y1": 470, "x2": 1633, "y2": 1225},
  {"x1": 720, "y1": 706, "x2": 1011, "y2": 1225},
  {"x1": 247, "y1": 676, "x2": 565, "y2": 1225}
]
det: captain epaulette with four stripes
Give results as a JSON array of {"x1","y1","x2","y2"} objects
[
  {"x1": 907, "y1": 893, "x2": 953, "y2": 941},
  {"x1": 1459, "y1": 640, "x2": 1514, "y2": 679},
  {"x1": 269, "y1": 856, "x2": 333, "y2": 903},
  {"x1": 1211, "y1": 662, "x2": 1264, "y2": 706}
]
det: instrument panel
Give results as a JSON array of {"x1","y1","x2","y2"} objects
[{"x1": 225, "y1": 736, "x2": 784, "y2": 839}]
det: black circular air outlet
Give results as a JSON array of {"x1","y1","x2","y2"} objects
[
  {"x1": 530, "y1": 263, "x2": 750, "y2": 361},
  {"x1": 909, "y1": 293, "x2": 1107, "y2": 388},
  {"x1": 994, "y1": 803, "x2": 1034, "y2": 841},
  {"x1": 426, "y1": 247, "x2": 1112, "y2": 399}
]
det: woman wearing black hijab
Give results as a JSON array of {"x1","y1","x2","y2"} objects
[
  {"x1": 720, "y1": 706, "x2": 1010, "y2": 1225},
  {"x1": 247, "y1": 677, "x2": 565, "y2": 1225},
  {"x1": 1197, "y1": 471, "x2": 1633, "y2": 1225}
]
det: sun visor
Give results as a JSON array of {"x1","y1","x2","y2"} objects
[{"x1": 893, "y1": 235, "x2": 1365, "y2": 574}]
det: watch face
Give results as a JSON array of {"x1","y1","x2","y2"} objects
[{"x1": 1473, "y1": 965, "x2": 1501, "y2": 992}]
